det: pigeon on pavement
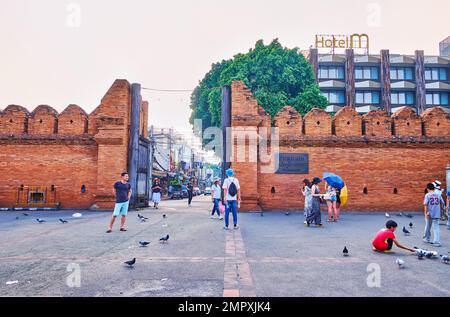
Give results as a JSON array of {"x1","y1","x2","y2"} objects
[
  {"x1": 36, "y1": 219, "x2": 46, "y2": 223},
  {"x1": 139, "y1": 241, "x2": 150, "y2": 247},
  {"x1": 402, "y1": 227, "x2": 411, "y2": 235},
  {"x1": 396, "y1": 213, "x2": 403, "y2": 217},
  {"x1": 22, "y1": 213, "x2": 29, "y2": 216},
  {"x1": 163, "y1": 214, "x2": 167, "y2": 219},
  {"x1": 409, "y1": 222, "x2": 413, "y2": 228},
  {"x1": 343, "y1": 246, "x2": 349, "y2": 256},
  {"x1": 396, "y1": 258, "x2": 405, "y2": 268},
  {"x1": 440, "y1": 255, "x2": 449, "y2": 264},
  {"x1": 385, "y1": 212, "x2": 390, "y2": 218},
  {"x1": 59, "y1": 219, "x2": 68, "y2": 224},
  {"x1": 138, "y1": 214, "x2": 148, "y2": 221},
  {"x1": 160, "y1": 234, "x2": 170, "y2": 243},
  {"x1": 405, "y1": 214, "x2": 414, "y2": 218},
  {"x1": 15, "y1": 216, "x2": 19, "y2": 220},
  {"x1": 124, "y1": 258, "x2": 136, "y2": 267}
]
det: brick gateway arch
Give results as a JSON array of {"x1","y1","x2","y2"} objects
[
  {"x1": 222, "y1": 81, "x2": 450, "y2": 212},
  {"x1": 0, "y1": 80, "x2": 151, "y2": 210}
]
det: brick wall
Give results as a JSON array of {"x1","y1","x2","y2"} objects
[
  {"x1": 230, "y1": 81, "x2": 450, "y2": 212},
  {"x1": 0, "y1": 79, "x2": 147, "y2": 210}
]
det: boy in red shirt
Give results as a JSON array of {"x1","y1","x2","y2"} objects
[{"x1": 372, "y1": 220, "x2": 416, "y2": 253}]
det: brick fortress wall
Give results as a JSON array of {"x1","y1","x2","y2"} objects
[
  {"x1": 230, "y1": 81, "x2": 450, "y2": 212},
  {"x1": 0, "y1": 79, "x2": 149, "y2": 209}
]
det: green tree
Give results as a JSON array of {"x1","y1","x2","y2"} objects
[{"x1": 190, "y1": 39, "x2": 328, "y2": 140}]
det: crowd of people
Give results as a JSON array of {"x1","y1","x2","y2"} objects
[{"x1": 106, "y1": 171, "x2": 449, "y2": 252}]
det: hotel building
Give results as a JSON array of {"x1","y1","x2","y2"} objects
[{"x1": 308, "y1": 36, "x2": 450, "y2": 114}]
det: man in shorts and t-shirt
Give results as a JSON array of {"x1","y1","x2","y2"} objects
[
  {"x1": 372, "y1": 220, "x2": 415, "y2": 253},
  {"x1": 423, "y1": 182, "x2": 445, "y2": 246},
  {"x1": 107, "y1": 172, "x2": 132, "y2": 233}
]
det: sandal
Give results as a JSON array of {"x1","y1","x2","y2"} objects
[
  {"x1": 106, "y1": 230, "x2": 112, "y2": 233},
  {"x1": 120, "y1": 228, "x2": 127, "y2": 232}
]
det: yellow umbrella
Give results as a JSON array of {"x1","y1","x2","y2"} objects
[{"x1": 340, "y1": 185, "x2": 348, "y2": 207}]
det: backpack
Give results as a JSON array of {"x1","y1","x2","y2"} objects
[{"x1": 228, "y1": 178, "x2": 238, "y2": 197}]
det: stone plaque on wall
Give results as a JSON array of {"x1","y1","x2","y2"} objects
[{"x1": 275, "y1": 153, "x2": 309, "y2": 174}]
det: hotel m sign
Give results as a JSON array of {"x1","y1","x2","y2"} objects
[{"x1": 315, "y1": 34, "x2": 369, "y2": 51}]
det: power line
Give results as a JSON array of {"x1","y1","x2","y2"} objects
[{"x1": 142, "y1": 87, "x2": 193, "y2": 93}]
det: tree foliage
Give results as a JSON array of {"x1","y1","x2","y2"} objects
[{"x1": 189, "y1": 39, "x2": 328, "y2": 138}]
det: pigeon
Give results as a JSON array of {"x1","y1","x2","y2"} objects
[
  {"x1": 343, "y1": 246, "x2": 349, "y2": 256},
  {"x1": 163, "y1": 214, "x2": 167, "y2": 219},
  {"x1": 405, "y1": 214, "x2": 414, "y2": 218},
  {"x1": 15, "y1": 216, "x2": 19, "y2": 220},
  {"x1": 124, "y1": 258, "x2": 136, "y2": 267},
  {"x1": 409, "y1": 222, "x2": 413, "y2": 229},
  {"x1": 402, "y1": 227, "x2": 410, "y2": 235},
  {"x1": 139, "y1": 241, "x2": 150, "y2": 247},
  {"x1": 396, "y1": 258, "x2": 405, "y2": 268},
  {"x1": 36, "y1": 218, "x2": 46, "y2": 223},
  {"x1": 385, "y1": 212, "x2": 390, "y2": 218},
  {"x1": 285, "y1": 212, "x2": 291, "y2": 216},
  {"x1": 417, "y1": 251, "x2": 425, "y2": 260},
  {"x1": 440, "y1": 255, "x2": 449, "y2": 264},
  {"x1": 396, "y1": 213, "x2": 403, "y2": 217},
  {"x1": 138, "y1": 214, "x2": 148, "y2": 221},
  {"x1": 159, "y1": 234, "x2": 170, "y2": 243},
  {"x1": 59, "y1": 219, "x2": 68, "y2": 224},
  {"x1": 22, "y1": 213, "x2": 29, "y2": 216}
]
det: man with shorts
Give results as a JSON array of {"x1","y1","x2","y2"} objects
[{"x1": 107, "y1": 172, "x2": 132, "y2": 233}]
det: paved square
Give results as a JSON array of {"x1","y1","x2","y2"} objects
[{"x1": 1, "y1": 196, "x2": 449, "y2": 297}]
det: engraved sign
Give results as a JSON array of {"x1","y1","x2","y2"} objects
[{"x1": 275, "y1": 153, "x2": 309, "y2": 174}]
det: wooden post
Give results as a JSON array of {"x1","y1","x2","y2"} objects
[
  {"x1": 309, "y1": 48, "x2": 319, "y2": 83},
  {"x1": 380, "y1": 49, "x2": 391, "y2": 114},
  {"x1": 345, "y1": 49, "x2": 355, "y2": 108},
  {"x1": 128, "y1": 83, "x2": 141, "y2": 207},
  {"x1": 221, "y1": 85, "x2": 231, "y2": 182},
  {"x1": 415, "y1": 50, "x2": 426, "y2": 114}
]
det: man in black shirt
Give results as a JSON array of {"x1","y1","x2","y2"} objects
[{"x1": 107, "y1": 172, "x2": 132, "y2": 233}]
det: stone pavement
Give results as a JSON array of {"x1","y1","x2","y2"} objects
[{"x1": 0, "y1": 196, "x2": 449, "y2": 297}]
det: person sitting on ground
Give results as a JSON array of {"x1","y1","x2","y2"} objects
[{"x1": 372, "y1": 220, "x2": 416, "y2": 253}]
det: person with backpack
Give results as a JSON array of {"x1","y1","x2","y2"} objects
[{"x1": 222, "y1": 168, "x2": 241, "y2": 230}]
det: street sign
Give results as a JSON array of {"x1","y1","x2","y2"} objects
[{"x1": 275, "y1": 153, "x2": 309, "y2": 174}]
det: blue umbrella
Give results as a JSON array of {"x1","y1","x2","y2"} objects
[{"x1": 323, "y1": 172, "x2": 345, "y2": 190}]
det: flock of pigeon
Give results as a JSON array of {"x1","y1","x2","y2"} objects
[
  {"x1": 19, "y1": 211, "x2": 169, "y2": 269},
  {"x1": 341, "y1": 212, "x2": 450, "y2": 268},
  {"x1": 124, "y1": 213, "x2": 170, "y2": 268}
]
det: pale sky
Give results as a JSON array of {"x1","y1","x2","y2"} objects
[{"x1": 0, "y1": 0, "x2": 448, "y2": 132}]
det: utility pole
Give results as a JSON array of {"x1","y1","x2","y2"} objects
[
  {"x1": 149, "y1": 125, "x2": 155, "y2": 202},
  {"x1": 168, "y1": 128, "x2": 173, "y2": 173}
]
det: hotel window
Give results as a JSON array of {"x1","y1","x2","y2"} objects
[
  {"x1": 426, "y1": 92, "x2": 449, "y2": 106},
  {"x1": 318, "y1": 66, "x2": 345, "y2": 80},
  {"x1": 391, "y1": 92, "x2": 415, "y2": 105},
  {"x1": 356, "y1": 91, "x2": 380, "y2": 104},
  {"x1": 355, "y1": 66, "x2": 379, "y2": 80},
  {"x1": 390, "y1": 67, "x2": 414, "y2": 80},
  {"x1": 321, "y1": 91, "x2": 345, "y2": 104},
  {"x1": 425, "y1": 67, "x2": 448, "y2": 81}
]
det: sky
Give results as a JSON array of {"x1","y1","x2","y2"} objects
[{"x1": 0, "y1": 0, "x2": 448, "y2": 133}]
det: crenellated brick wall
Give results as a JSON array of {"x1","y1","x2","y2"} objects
[
  {"x1": 230, "y1": 81, "x2": 450, "y2": 212},
  {"x1": 0, "y1": 79, "x2": 149, "y2": 210}
]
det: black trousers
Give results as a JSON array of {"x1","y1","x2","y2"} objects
[
  {"x1": 387, "y1": 238, "x2": 393, "y2": 250},
  {"x1": 188, "y1": 192, "x2": 193, "y2": 205}
]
